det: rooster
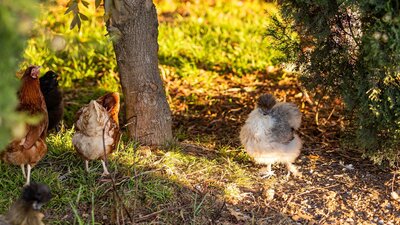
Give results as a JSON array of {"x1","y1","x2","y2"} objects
[
  {"x1": 72, "y1": 92, "x2": 120, "y2": 176},
  {"x1": 39, "y1": 71, "x2": 63, "y2": 132},
  {"x1": 1, "y1": 66, "x2": 48, "y2": 186},
  {"x1": 240, "y1": 94, "x2": 302, "y2": 178},
  {"x1": 0, "y1": 183, "x2": 52, "y2": 225}
]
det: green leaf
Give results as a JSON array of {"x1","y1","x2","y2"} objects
[
  {"x1": 65, "y1": 1, "x2": 77, "y2": 15},
  {"x1": 70, "y1": 14, "x2": 80, "y2": 30},
  {"x1": 66, "y1": 0, "x2": 74, "y2": 7},
  {"x1": 79, "y1": 13, "x2": 89, "y2": 21},
  {"x1": 77, "y1": 15, "x2": 82, "y2": 29},
  {"x1": 81, "y1": 0, "x2": 90, "y2": 8},
  {"x1": 95, "y1": 0, "x2": 102, "y2": 8}
]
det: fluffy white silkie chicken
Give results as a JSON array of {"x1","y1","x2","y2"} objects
[{"x1": 240, "y1": 93, "x2": 302, "y2": 178}]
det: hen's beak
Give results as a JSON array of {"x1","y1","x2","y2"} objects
[{"x1": 31, "y1": 66, "x2": 42, "y2": 79}]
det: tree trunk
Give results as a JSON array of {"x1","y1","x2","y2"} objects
[{"x1": 108, "y1": 0, "x2": 172, "y2": 145}]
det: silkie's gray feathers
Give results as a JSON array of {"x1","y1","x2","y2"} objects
[
  {"x1": 268, "y1": 102, "x2": 302, "y2": 144},
  {"x1": 254, "y1": 94, "x2": 302, "y2": 144},
  {"x1": 240, "y1": 93, "x2": 303, "y2": 167}
]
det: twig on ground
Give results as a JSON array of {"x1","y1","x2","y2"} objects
[
  {"x1": 314, "y1": 88, "x2": 328, "y2": 128},
  {"x1": 103, "y1": 117, "x2": 134, "y2": 223},
  {"x1": 295, "y1": 80, "x2": 314, "y2": 106},
  {"x1": 134, "y1": 205, "x2": 186, "y2": 223},
  {"x1": 211, "y1": 200, "x2": 226, "y2": 223},
  {"x1": 296, "y1": 184, "x2": 340, "y2": 197},
  {"x1": 327, "y1": 106, "x2": 336, "y2": 121},
  {"x1": 281, "y1": 195, "x2": 294, "y2": 214},
  {"x1": 391, "y1": 161, "x2": 399, "y2": 192}
]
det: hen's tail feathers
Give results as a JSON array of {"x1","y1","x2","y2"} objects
[
  {"x1": 257, "y1": 94, "x2": 277, "y2": 111},
  {"x1": 96, "y1": 92, "x2": 120, "y2": 124},
  {"x1": 97, "y1": 92, "x2": 120, "y2": 111}
]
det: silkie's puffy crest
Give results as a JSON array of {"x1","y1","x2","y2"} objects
[{"x1": 257, "y1": 94, "x2": 277, "y2": 111}]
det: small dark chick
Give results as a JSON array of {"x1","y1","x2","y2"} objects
[
  {"x1": 0, "y1": 183, "x2": 52, "y2": 225},
  {"x1": 40, "y1": 71, "x2": 64, "y2": 132}
]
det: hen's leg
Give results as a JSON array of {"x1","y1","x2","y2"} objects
[
  {"x1": 25, "y1": 164, "x2": 31, "y2": 186},
  {"x1": 20, "y1": 164, "x2": 26, "y2": 178},
  {"x1": 101, "y1": 160, "x2": 110, "y2": 176},
  {"x1": 261, "y1": 164, "x2": 275, "y2": 178},
  {"x1": 286, "y1": 163, "x2": 301, "y2": 178},
  {"x1": 85, "y1": 160, "x2": 89, "y2": 172}
]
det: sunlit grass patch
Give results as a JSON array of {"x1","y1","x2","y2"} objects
[{"x1": 157, "y1": 0, "x2": 283, "y2": 76}]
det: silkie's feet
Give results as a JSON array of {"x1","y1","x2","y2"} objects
[
  {"x1": 259, "y1": 167, "x2": 275, "y2": 178},
  {"x1": 286, "y1": 163, "x2": 302, "y2": 178}
]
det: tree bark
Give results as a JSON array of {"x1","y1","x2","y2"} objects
[{"x1": 108, "y1": 0, "x2": 172, "y2": 145}]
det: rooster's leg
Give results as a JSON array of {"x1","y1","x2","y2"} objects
[
  {"x1": 25, "y1": 164, "x2": 31, "y2": 186},
  {"x1": 20, "y1": 164, "x2": 26, "y2": 178},
  {"x1": 101, "y1": 160, "x2": 110, "y2": 176},
  {"x1": 85, "y1": 160, "x2": 89, "y2": 172},
  {"x1": 260, "y1": 164, "x2": 275, "y2": 178}
]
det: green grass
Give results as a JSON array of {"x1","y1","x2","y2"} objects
[
  {"x1": 0, "y1": 0, "x2": 284, "y2": 223},
  {"x1": 157, "y1": 0, "x2": 283, "y2": 77},
  {"x1": 0, "y1": 130, "x2": 260, "y2": 224}
]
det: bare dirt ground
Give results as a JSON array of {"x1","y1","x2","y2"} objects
[{"x1": 166, "y1": 69, "x2": 400, "y2": 225}]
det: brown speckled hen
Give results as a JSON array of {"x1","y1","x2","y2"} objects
[
  {"x1": 1, "y1": 66, "x2": 48, "y2": 186},
  {"x1": 72, "y1": 92, "x2": 120, "y2": 176}
]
